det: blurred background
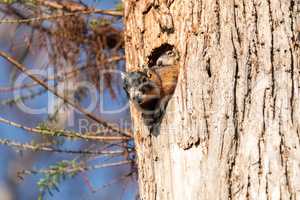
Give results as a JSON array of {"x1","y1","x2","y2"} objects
[{"x1": 0, "y1": 1, "x2": 137, "y2": 199}]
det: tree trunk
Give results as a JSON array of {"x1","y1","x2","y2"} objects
[{"x1": 124, "y1": 0, "x2": 300, "y2": 199}]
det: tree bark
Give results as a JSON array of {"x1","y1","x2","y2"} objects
[{"x1": 124, "y1": 0, "x2": 300, "y2": 199}]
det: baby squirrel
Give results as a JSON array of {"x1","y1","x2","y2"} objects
[{"x1": 123, "y1": 50, "x2": 179, "y2": 129}]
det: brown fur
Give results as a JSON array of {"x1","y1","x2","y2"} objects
[{"x1": 147, "y1": 63, "x2": 179, "y2": 99}]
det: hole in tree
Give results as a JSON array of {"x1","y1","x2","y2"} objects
[{"x1": 147, "y1": 43, "x2": 174, "y2": 68}]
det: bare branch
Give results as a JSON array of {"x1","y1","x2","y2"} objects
[
  {"x1": 0, "y1": 8, "x2": 123, "y2": 24},
  {"x1": 0, "y1": 50, "x2": 131, "y2": 137},
  {"x1": 0, "y1": 56, "x2": 124, "y2": 92},
  {"x1": 0, "y1": 116, "x2": 130, "y2": 141},
  {"x1": 0, "y1": 138, "x2": 126, "y2": 155},
  {"x1": 21, "y1": 160, "x2": 132, "y2": 175}
]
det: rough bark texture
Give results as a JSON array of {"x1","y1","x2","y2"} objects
[{"x1": 124, "y1": 0, "x2": 300, "y2": 199}]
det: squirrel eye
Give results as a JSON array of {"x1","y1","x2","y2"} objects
[{"x1": 167, "y1": 51, "x2": 174, "y2": 56}]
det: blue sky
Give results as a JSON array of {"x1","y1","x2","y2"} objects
[{"x1": 0, "y1": 1, "x2": 137, "y2": 199}]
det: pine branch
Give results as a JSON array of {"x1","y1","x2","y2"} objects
[
  {"x1": 0, "y1": 116, "x2": 130, "y2": 141},
  {"x1": 17, "y1": 159, "x2": 133, "y2": 198},
  {"x1": 0, "y1": 138, "x2": 126, "y2": 155},
  {"x1": 21, "y1": 160, "x2": 132, "y2": 176}
]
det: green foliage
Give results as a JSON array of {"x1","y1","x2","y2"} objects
[
  {"x1": 37, "y1": 159, "x2": 80, "y2": 199},
  {"x1": 36, "y1": 123, "x2": 65, "y2": 137}
]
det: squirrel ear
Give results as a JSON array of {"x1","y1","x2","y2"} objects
[{"x1": 146, "y1": 70, "x2": 152, "y2": 78}]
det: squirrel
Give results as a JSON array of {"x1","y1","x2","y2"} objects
[{"x1": 123, "y1": 49, "x2": 179, "y2": 130}]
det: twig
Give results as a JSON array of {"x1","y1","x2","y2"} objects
[
  {"x1": 0, "y1": 9, "x2": 123, "y2": 24},
  {"x1": 0, "y1": 138, "x2": 126, "y2": 155},
  {"x1": 0, "y1": 56, "x2": 124, "y2": 92},
  {"x1": 22, "y1": 160, "x2": 132, "y2": 175},
  {"x1": 0, "y1": 50, "x2": 131, "y2": 137},
  {"x1": 0, "y1": 116, "x2": 129, "y2": 141},
  {"x1": 0, "y1": 88, "x2": 47, "y2": 105}
]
